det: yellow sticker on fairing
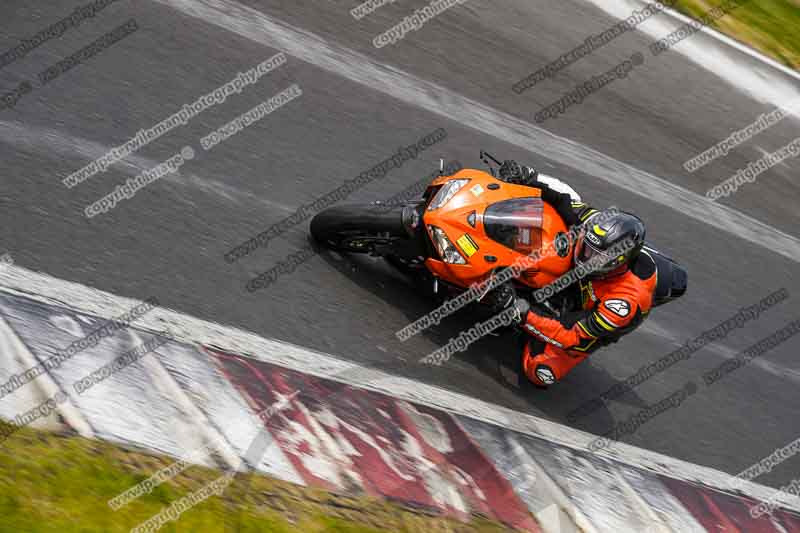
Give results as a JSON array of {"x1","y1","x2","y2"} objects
[
  {"x1": 470, "y1": 184, "x2": 484, "y2": 197},
  {"x1": 456, "y1": 234, "x2": 479, "y2": 257}
]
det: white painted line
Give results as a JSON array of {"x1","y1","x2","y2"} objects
[
  {"x1": 584, "y1": 0, "x2": 800, "y2": 107},
  {"x1": 639, "y1": 321, "x2": 800, "y2": 387},
  {"x1": 0, "y1": 120, "x2": 294, "y2": 214},
  {"x1": 154, "y1": 0, "x2": 800, "y2": 265},
  {"x1": 511, "y1": 438, "x2": 592, "y2": 533},
  {"x1": 0, "y1": 316, "x2": 94, "y2": 438},
  {"x1": 614, "y1": 468, "x2": 674, "y2": 533},
  {"x1": 131, "y1": 329, "x2": 242, "y2": 470},
  {"x1": 2, "y1": 264, "x2": 799, "y2": 513},
  {"x1": 652, "y1": 0, "x2": 800, "y2": 83},
  {"x1": 0, "y1": 317, "x2": 57, "y2": 427},
  {"x1": 618, "y1": 467, "x2": 706, "y2": 532}
]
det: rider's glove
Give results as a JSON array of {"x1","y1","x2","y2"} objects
[
  {"x1": 499, "y1": 160, "x2": 524, "y2": 183},
  {"x1": 518, "y1": 299, "x2": 566, "y2": 326},
  {"x1": 479, "y1": 281, "x2": 516, "y2": 316},
  {"x1": 499, "y1": 160, "x2": 538, "y2": 186},
  {"x1": 507, "y1": 297, "x2": 531, "y2": 326}
]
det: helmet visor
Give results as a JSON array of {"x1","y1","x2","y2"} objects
[{"x1": 577, "y1": 240, "x2": 623, "y2": 275}]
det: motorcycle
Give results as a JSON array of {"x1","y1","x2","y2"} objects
[{"x1": 310, "y1": 151, "x2": 686, "y2": 312}]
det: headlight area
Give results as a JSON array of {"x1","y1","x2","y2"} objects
[
  {"x1": 428, "y1": 225, "x2": 467, "y2": 264},
  {"x1": 427, "y1": 179, "x2": 470, "y2": 210}
]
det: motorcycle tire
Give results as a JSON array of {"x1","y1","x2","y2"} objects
[{"x1": 310, "y1": 204, "x2": 409, "y2": 253}]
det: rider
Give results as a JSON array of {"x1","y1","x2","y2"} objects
[{"x1": 496, "y1": 160, "x2": 657, "y2": 388}]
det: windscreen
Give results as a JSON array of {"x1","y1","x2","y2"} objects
[{"x1": 483, "y1": 197, "x2": 543, "y2": 255}]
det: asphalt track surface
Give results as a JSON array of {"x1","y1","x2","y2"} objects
[{"x1": 1, "y1": 0, "x2": 799, "y2": 490}]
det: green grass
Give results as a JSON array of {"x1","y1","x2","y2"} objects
[
  {"x1": 0, "y1": 427, "x2": 516, "y2": 532},
  {"x1": 671, "y1": 0, "x2": 800, "y2": 69}
]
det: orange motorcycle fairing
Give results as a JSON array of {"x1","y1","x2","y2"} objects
[{"x1": 422, "y1": 169, "x2": 572, "y2": 290}]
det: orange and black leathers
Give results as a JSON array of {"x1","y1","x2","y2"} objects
[{"x1": 520, "y1": 250, "x2": 657, "y2": 386}]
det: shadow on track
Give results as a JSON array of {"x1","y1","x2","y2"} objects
[{"x1": 311, "y1": 237, "x2": 652, "y2": 437}]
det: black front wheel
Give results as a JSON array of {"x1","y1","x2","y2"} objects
[{"x1": 310, "y1": 204, "x2": 409, "y2": 254}]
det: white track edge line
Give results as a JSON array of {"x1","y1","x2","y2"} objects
[
  {"x1": 153, "y1": 0, "x2": 800, "y2": 267},
  {"x1": 1, "y1": 264, "x2": 798, "y2": 512},
  {"x1": 650, "y1": 0, "x2": 800, "y2": 82}
]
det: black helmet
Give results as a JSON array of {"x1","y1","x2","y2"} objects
[{"x1": 574, "y1": 210, "x2": 645, "y2": 277}]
